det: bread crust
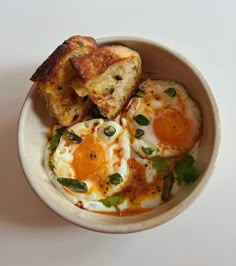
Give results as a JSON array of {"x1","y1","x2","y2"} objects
[
  {"x1": 71, "y1": 45, "x2": 142, "y2": 119},
  {"x1": 71, "y1": 46, "x2": 120, "y2": 83},
  {"x1": 30, "y1": 36, "x2": 97, "y2": 83},
  {"x1": 30, "y1": 35, "x2": 97, "y2": 126}
]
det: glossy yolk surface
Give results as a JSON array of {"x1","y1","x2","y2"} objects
[
  {"x1": 153, "y1": 108, "x2": 196, "y2": 149},
  {"x1": 72, "y1": 135, "x2": 106, "y2": 181}
]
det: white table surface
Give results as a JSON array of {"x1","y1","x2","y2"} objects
[{"x1": 1, "y1": 0, "x2": 235, "y2": 265}]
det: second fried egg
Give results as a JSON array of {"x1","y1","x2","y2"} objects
[{"x1": 122, "y1": 79, "x2": 202, "y2": 158}]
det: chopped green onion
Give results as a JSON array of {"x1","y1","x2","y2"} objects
[
  {"x1": 142, "y1": 146, "x2": 154, "y2": 155},
  {"x1": 109, "y1": 173, "x2": 123, "y2": 185},
  {"x1": 100, "y1": 194, "x2": 124, "y2": 215},
  {"x1": 135, "y1": 128, "x2": 144, "y2": 138},
  {"x1": 134, "y1": 114, "x2": 150, "y2": 126},
  {"x1": 104, "y1": 125, "x2": 116, "y2": 137},
  {"x1": 56, "y1": 127, "x2": 82, "y2": 144},
  {"x1": 100, "y1": 194, "x2": 124, "y2": 208},
  {"x1": 49, "y1": 128, "x2": 82, "y2": 150},
  {"x1": 56, "y1": 127, "x2": 66, "y2": 135},
  {"x1": 164, "y1": 87, "x2": 176, "y2": 97},
  {"x1": 63, "y1": 130, "x2": 83, "y2": 144},
  {"x1": 57, "y1": 178, "x2": 88, "y2": 193},
  {"x1": 48, "y1": 133, "x2": 61, "y2": 150}
]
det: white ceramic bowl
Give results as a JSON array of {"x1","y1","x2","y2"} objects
[{"x1": 18, "y1": 37, "x2": 220, "y2": 233}]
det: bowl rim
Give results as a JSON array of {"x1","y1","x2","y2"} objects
[{"x1": 17, "y1": 36, "x2": 221, "y2": 233}]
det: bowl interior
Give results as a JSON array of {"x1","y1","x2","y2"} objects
[{"x1": 18, "y1": 37, "x2": 220, "y2": 233}]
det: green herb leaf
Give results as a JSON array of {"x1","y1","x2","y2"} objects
[
  {"x1": 162, "y1": 173, "x2": 174, "y2": 201},
  {"x1": 134, "y1": 88, "x2": 145, "y2": 98},
  {"x1": 56, "y1": 127, "x2": 66, "y2": 135},
  {"x1": 152, "y1": 155, "x2": 169, "y2": 176},
  {"x1": 174, "y1": 155, "x2": 199, "y2": 186},
  {"x1": 134, "y1": 114, "x2": 150, "y2": 126},
  {"x1": 63, "y1": 130, "x2": 83, "y2": 144},
  {"x1": 100, "y1": 194, "x2": 124, "y2": 208},
  {"x1": 164, "y1": 87, "x2": 176, "y2": 97},
  {"x1": 135, "y1": 128, "x2": 144, "y2": 138},
  {"x1": 104, "y1": 125, "x2": 116, "y2": 137},
  {"x1": 48, "y1": 133, "x2": 61, "y2": 150},
  {"x1": 109, "y1": 173, "x2": 123, "y2": 185},
  {"x1": 142, "y1": 146, "x2": 154, "y2": 155},
  {"x1": 57, "y1": 178, "x2": 88, "y2": 193},
  {"x1": 49, "y1": 127, "x2": 82, "y2": 150},
  {"x1": 56, "y1": 127, "x2": 82, "y2": 144}
]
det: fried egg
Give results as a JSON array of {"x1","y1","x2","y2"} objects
[
  {"x1": 122, "y1": 79, "x2": 202, "y2": 158},
  {"x1": 44, "y1": 79, "x2": 202, "y2": 214},
  {"x1": 45, "y1": 118, "x2": 175, "y2": 213},
  {"x1": 45, "y1": 119, "x2": 132, "y2": 212}
]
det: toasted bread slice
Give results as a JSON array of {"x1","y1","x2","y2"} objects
[
  {"x1": 30, "y1": 35, "x2": 97, "y2": 126},
  {"x1": 71, "y1": 45, "x2": 142, "y2": 119}
]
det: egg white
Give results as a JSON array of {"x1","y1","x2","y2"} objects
[
  {"x1": 123, "y1": 79, "x2": 202, "y2": 158},
  {"x1": 44, "y1": 80, "x2": 202, "y2": 214},
  {"x1": 45, "y1": 119, "x2": 132, "y2": 212}
]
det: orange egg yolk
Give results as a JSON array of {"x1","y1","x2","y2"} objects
[
  {"x1": 153, "y1": 108, "x2": 196, "y2": 149},
  {"x1": 72, "y1": 135, "x2": 106, "y2": 181}
]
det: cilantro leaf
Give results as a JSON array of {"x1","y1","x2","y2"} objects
[
  {"x1": 152, "y1": 155, "x2": 169, "y2": 176},
  {"x1": 174, "y1": 155, "x2": 199, "y2": 186}
]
